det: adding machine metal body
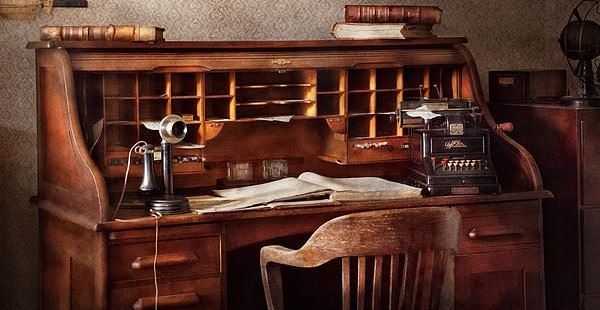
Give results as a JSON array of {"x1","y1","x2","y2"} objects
[{"x1": 407, "y1": 100, "x2": 500, "y2": 195}]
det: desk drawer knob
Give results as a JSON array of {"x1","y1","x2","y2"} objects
[
  {"x1": 133, "y1": 293, "x2": 200, "y2": 310},
  {"x1": 468, "y1": 225, "x2": 524, "y2": 239},
  {"x1": 131, "y1": 251, "x2": 199, "y2": 270}
]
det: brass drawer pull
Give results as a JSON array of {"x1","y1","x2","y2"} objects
[
  {"x1": 131, "y1": 251, "x2": 199, "y2": 270},
  {"x1": 352, "y1": 141, "x2": 393, "y2": 151},
  {"x1": 468, "y1": 225, "x2": 524, "y2": 239},
  {"x1": 133, "y1": 293, "x2": 200, "y2": 310}
]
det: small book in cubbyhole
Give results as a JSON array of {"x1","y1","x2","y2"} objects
[
  {"x1": 331, "y1": 23, "x2": 435, "y2": 40},
  {"x1": 188, "y1": 172, "x2": 422, "y2": 213}
]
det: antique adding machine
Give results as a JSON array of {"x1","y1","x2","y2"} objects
[{"x1": 407, "y1": 100, "x2": 500, "y2": 195}]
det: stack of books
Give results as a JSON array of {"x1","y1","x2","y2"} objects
[{"x1": 331, "y1": 5, "x2": 442, "y2": 39}]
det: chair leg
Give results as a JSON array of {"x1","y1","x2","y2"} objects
[{"x1": 260, "y1": 260, "x2": 285, "y2": 310}]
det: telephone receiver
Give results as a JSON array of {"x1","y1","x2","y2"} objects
[{"x1": 140, "y1": 114, "x2": 190, "y2": 214}]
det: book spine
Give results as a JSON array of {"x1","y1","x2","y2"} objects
[
  {"x1": 345, "y1": 5, "x2": 442, "y2": 24},
  {"x1": 40, "y1": 25, "x2": 164, "y2": 41}
]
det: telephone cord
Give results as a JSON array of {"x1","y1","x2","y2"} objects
[{"x1": 150, "y1": 209, "x2": 162, "y2": 310}]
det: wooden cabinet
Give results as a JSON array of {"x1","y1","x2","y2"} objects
[
  {"x1": 30, "y1": 38, "x2": 549, "y2": 309},
  {"x1": 491, "y1": 103, "x2": 600, "y2": 309}
]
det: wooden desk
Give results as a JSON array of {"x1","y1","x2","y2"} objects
[
  {"x1": 29, "y1": 38, "x2": 549, "y2": 309},
  {"x1": 40, "y1": 191, "x2": 550, "y2": 309}
]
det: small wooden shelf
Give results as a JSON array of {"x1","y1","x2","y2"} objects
[
  {"x1": 172, "y1": 95, "x2": 202, "y2": 99},
  {"x1": 236, "y1": 83, "x2": 314, "y2": 89},
  {"x1": 402, "y1": 87, "x2": 429, "y2": 91},
  {"x1": 105, "y1": 121, "x2": 137, "y2": 126},
  {"x1": 139, "y1": 95, "x2": 168, "y2": 99},
  {"x1": 348, "y1": 89, "x2": 373, "y2": 94},
  {"x1": 236, "y1": 99, "x2": 313, "y2": 106},
  {"x1": 205, "y1": 95, "x2": 234, "y2": 99},
  {"x1": 104, "y1": 96, "x2": 136, "y2": 100},
  {"x1": 317, "y1": 91, "x2": 344, "y2": 95},
  {"x1": 206, "y1": 118, "x2": 232, "y2": 123},
  {"x1": 348, "y1": 113, "x2": 375, "y2": 117}
]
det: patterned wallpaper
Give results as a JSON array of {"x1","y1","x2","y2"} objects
[{"x1": 0, "y1": 0, "x2": 580, "y2": 308}]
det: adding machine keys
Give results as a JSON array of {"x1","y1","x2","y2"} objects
[{"x1": 407, "y1": 100, "x2": 500, "y2": 196}]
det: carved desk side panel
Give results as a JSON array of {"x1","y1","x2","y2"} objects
[
  {"x1": 453, "y1": 44, "x2": 543, "y2": 192},
  {"x1": 36, "y1": 49, "x2": 110, "y2": 223}
]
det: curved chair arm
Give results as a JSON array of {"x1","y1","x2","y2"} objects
[
  {"x1": 260, "y1": 246, "x2": 293, "y2": 310},
  {"x1": 260, "y1": 245, "x2": 334, "y2": 310}
]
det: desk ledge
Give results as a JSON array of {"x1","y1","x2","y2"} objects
[{"x1": 95, "y1": 190, "x2": 552, "y2": 232}]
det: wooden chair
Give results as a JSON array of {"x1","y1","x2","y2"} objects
[{"x1": 260, "y1": 207, "x2": 461, "y2": 310}]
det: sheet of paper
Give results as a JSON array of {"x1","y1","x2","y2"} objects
[
  {"x1": 255, "y1": 115, "x2": 295, "y2": 122},
  {"x1": 211, "y1": 177, "x2": 332, "y2": 210},
  {"x1": 406, "y1": 106, "x2": 442, "y2": 120},
  {"x1": 89, "y1": 118, "x2": 103, "y2": 151},
  {"x1": 141, "y1": 121, "x2": 160, "y2": 130}
]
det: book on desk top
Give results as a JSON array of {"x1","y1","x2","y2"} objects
[
  {"x1": 40, "y1": 25, "x2": 165, "y2": 42},
  {"x1": 189, "y1": 172, "x2": 422, "y2": 213},
  {"x1": 345, "y1": 5, "x2": 442, "y2": 25},
  {"x1": 331, "y1": 23, "x2": 435, "y2": 40}
]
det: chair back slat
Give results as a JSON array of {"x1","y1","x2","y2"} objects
[
  {"x1": 260, "y1": 207, "x2": 460, "y2": 310},
  {"x1": 429, "y1": 251, "x2": 450, "y2": 310},
  {"x1": 357, "y1": 256, "x2": 367, "y2": 310},
  {"x1": 372, "y1": 255, "x2": 384, "y2": 310},
  {"x1": 408, "y1": 251, "x2": 422, "y2": 310},
  {"x1": 388, "y1": 255, "x2": 401, "y2": 310},
  {"x1": 343, "y1": 257, "x2": 351, "y2": 310}
]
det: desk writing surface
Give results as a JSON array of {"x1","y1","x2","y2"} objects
[{"x1": 98, "y1": 190, "x2": 552, "y2": 232}]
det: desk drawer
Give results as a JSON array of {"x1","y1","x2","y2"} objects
[
  {"x1": 110, "y1": 277, "x2": 221, "y2": 310},
  {"x1": 347, "y1": 136, "x2": 409, "y2": 164},
  {"x1": 458, "y1": 203, "x2": 541, "y2": 254},
  {"x1": 108, "y1": 224, "x2": 222, "y2": 283}
]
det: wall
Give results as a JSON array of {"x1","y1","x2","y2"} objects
[{"x1": 0, "y1": 0, "x2": 579, "y2": 308}]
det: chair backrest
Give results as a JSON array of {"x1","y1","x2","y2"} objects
[{"x1": 260, "y1": 207, "x2": 461, "y2": 310}]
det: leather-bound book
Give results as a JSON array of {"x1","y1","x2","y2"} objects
[
  {"x1": 40, "y1": 25, "x2": 165, "y2": 42},
  {"x1": 345, "y1": 5, "x2": 442, "y2": 25},
  {"x1": 331, "y1": 23, "x2": 434, "y2": 40}
]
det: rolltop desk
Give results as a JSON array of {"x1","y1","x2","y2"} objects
[{"x1": 28, "y1": 38, "x2": 551, "y2": 309}]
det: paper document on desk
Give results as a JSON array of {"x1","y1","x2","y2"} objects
[
  {"x1": 205, "y1": 177, "x2": 332, "y2": 212},
  {"x1": 190, "y1": 172, "x2": 421, "y2": 213}
]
